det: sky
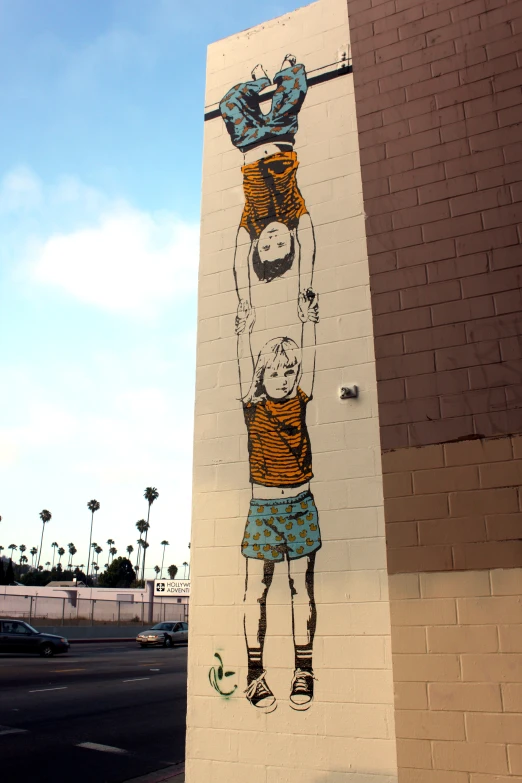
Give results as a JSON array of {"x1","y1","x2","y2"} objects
[{"x1": 0, "y1": 0, "x2": 301, "y2": 579}]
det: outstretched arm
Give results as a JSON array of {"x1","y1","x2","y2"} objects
[
  {"x1": 298, "y1": 291, "x2": 318, "y2": 399},
  {"x1": 236, "y1": 301, "x2": 256, "y2": 400},
  {"x1": 233, "y1": 227, "x2": 252, "y2": 305},
  {"x1": 297, "y1": 212, "x2": 316, "y2": 293}
]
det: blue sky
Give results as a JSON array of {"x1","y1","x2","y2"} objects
[{"x1": 0, "y1": 0, "x2": 301, "y2": 577}]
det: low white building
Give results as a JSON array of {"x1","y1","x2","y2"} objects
[{"x1": 0, "y1": 581, "x2": 189, "y2": 625}]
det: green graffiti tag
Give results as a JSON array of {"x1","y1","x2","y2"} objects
[{"x1": 209, "y1": 653, "x2": 237, "y2": 698}]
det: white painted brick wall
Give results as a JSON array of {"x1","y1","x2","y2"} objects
[{"x1": 187, "y1": 0, "x2": 398, "y2": 779}]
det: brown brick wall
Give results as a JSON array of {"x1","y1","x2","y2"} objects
[
  {"x1": 390, "y1": 568, "x2": 522, "y2": 781},
  {"x1": 383, "y1": 434, "x2": 522, "y2": 572},
  {"x1": 347, "y1": 0, "x2": 522, "y2": 451}
]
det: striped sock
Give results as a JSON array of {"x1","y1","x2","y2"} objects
[
  {"x1": 247, "y1": 646, "x2": 263, "y2": 684},
  {"x1": 295, "y1": 642, "x2": 313, "y2": 672}
]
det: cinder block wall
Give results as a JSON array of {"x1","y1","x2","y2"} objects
[
  {"x1": 346, "y1": 0, "x2": 522, "y2": 779},
  {"x1": 186, "y1": 0, "x2": 399, "y2": 780},
  {"x1": 390, "y1": 568, "x2": 522, "y2": 782}
]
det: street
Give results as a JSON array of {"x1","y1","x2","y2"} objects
[{"x1": 0, "y1": 642, "x2": 187, "y2": 783}]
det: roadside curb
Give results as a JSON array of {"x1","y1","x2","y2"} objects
[{"x1": 123, "y1": 763, "x2": 184, "y2": 782}]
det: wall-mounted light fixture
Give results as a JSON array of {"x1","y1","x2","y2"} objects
[{"x1": 340, "y1": 385, "x2": 359, "y2": 400}]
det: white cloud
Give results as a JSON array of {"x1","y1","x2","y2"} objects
[
  {"x1": 29, "y1": 204, "x2": 199, "y2": 315},
  {"x1": 0, "y1": 166, "x2": 42, "y2": 213},
  {"x1": 0, "y1": 166, "x2": 199, "y2": 315}
]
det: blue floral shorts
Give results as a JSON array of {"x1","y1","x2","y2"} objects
[{"x1": 241, "y1": 490, "x2": 321, "y2": 562}]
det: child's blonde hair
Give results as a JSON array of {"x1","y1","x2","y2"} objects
[{"x1": 243, "y1": 337, "x2": 300, "y2": 404}]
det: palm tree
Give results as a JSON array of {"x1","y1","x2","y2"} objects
[
  {"x1": 68, "y1": 543, "x2": 76, "y2": 570},
  {"x1": 160, "y1": 540, "x2": 169, "y2": 578},
  {"x1": 57, "y1": 547, "x2": 65, "y2": 565},
  {"x1": 109, "y1": 546, "x2": 117, "y2": 564},
  {"x1": 126, "y1": 544, "x2": 134, "y2": 561},
  {"x1": 8, "y1": 544, "x2": 18, "y2": 559},
  {"x1": 135, "y1": 521, "x2": 148, "y2": 576},
  {"x1": 19, "y1": 544, "x2": 27, "y2": 565},
  {"x1": 51, "y1": 542, "x2": 59, "y2": 568},
  {"x1": 135, "y1": 539, "x2": 143, "y2": 575},
  {"x1": 86, "y1": 500, "x2": 100, "y2": 584},
  {"x1": 154, "y1": 565, "x2": 160, "y2": 576},
  {"x1": 142, "y1": 487, "x2": 159, "y2": 581},
  {"x1": 37, "y1": 510, "x2": 51, "y2": 568},
  {"x1": 95, "y1": 545, "x2": 102, "y2": 571},
  {"x1": 182, "y1": 561, "x2": 188, "y2": 579},
  {"x1": 45, "y1": 561, "x2": 51, "y2": 570},
  {"x1": 30, "y1": 547, "x2": 38, "y2": 567},
  {"x1": 20, "y1": 555, "x2": 28, "y2": 566},
  {"x1": 93, "y1": 563, "x2": 99, "y2": 582},
  {"x1": 90, "y1": 542, "x2": 98, "y2": 574},
  {"x1": 106, "y1": 538, "x2": 115, "y2": 550}
]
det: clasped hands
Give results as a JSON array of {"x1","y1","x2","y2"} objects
[{"x1": 235, "y1": 290, "x2": 319, "y2": 336}]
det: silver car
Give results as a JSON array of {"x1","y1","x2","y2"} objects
[{"x1": 136, "y1": 621, "x2": 188, "y2": 648}]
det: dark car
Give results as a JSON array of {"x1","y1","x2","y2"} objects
[
  {"x1": 136, "y1": 621, "x2": 188, "y2": 648},
  {"x1": 0, "y1": 619, "x2": 70, "y2": 657}
]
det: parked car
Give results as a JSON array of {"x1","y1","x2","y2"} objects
[
  {"x1": 0, "y1": 619, "x2": 70, "y2": 657},
  {"x1": 136, "y1": 621, "x2": 188, "y2": 648}
]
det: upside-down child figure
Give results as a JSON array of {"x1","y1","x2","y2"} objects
[
  {"x1": 235, "y1": 291, "x2": 320, "y2": 712},
  {"x1": 220, "y1": 55, "x2": 316, "y2": 305}
]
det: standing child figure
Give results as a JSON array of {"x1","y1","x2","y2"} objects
[
  {"x1": 220, "y1": 55, "x2": 316, "y2": 310},
  {"x1": 235, "y1": 291, "x2": 320, "y2": 712}
]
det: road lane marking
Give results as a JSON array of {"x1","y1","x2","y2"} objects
[
  {"x1": 122, "y1": 677, "x2": 150, "y2": 683},
  {"x1": 53, "y1": 668, "x2": 86, "y2": 673},
  {"x1": 78, "y1": 742, "x2": 128, "y2": 755},
  {"x1": 0, "y1": 726, "x2": 28, "y2": 737},
  {"x1": 29, "y1": 686, "x2": 68, "y2": 693},
  {"x1": 150, "y1": 668, "x2": 160, "y2": 671}
]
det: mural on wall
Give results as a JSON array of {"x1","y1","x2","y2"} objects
[{"x1": 219, "y1": 56, "x2": 321, "y2": 713}]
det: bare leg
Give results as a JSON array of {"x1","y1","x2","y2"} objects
[
  {"x1": 243, "y1": 558, "x2": 277, "y2": 711},
  {"x1": 287, "y1": 553, "x2": 316, "y2": 710},
  {"x1": 251, "y1": 64, "x2": 269, "y2": 82},
  {"x1": 288, "y1": 553, "x2": 316, "y2": 648},
  {"x1": 280, "y1": 53, "x2": 297, "y2": 71}
]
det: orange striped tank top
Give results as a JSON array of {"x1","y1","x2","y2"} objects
[
  {"x1": 240, "y1": 151, "x2": 308, "y2": 239},
  {"x1": 243, "y1": 387, "x2": 313, "y2": 488}
]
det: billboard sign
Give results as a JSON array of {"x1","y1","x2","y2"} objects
[{"x1": 154, "y1": 579, "x2": 190, "y2": 596}]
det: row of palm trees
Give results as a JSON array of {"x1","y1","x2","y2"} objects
[
  {"x1": 0, "y1": 487, "x2": 190, "y2": 582},
  {"x1": 0, "y1": 538, "x2": 191, "y2": 581},
  {"x1": 1, "y1": 541, "x2": 78, "y2": 571}
]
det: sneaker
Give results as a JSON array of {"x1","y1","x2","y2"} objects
[
  {"x1": 245, "y1": 670, "x2": 277, "y2": 712},
  {"x1": 289, "y1": 668, "x2": 314, "y2": 711}
]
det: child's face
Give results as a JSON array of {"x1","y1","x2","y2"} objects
[
  {"x1": 264, "y1": 362, "x2": 299, "y2": 400},
  {"x1": 258, "y1": 222, "x2": 292, "y2": 263}
]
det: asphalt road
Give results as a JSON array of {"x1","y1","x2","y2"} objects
[{"x1": 0, "y1": 641, "x2": 187, "y2": 783}]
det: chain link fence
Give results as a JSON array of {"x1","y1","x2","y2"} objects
[{"x1": 0, "y1": 593, "x2": 188, "y2": 627}]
